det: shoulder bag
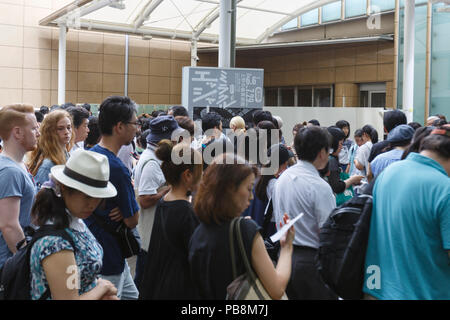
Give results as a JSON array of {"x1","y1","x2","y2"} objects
[
  {"x1": 226, "y1": 217, "x2": 272, "y2": 300},
  {"x1": 91, "y1": 213, "x2": 140, "y2": 259}
]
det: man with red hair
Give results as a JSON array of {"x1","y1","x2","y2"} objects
[{"x1": 0, "y1": 104, "x2": 40, "y2": 268}]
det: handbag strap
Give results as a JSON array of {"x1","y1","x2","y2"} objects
[
  {"x1": 235, "y1": 218, "x2": 257, "y2": 282},
  {"x1": 229, "y1": 217, "x2": 239, "y2": 280},
  {"x1": 234, "y1": 217, "x2": 266, "y2": 299}
]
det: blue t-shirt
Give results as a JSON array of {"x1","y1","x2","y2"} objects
[
  {"x1": 370, "y1": 148, "x2": 404, "y2": 177},
  {"x1": 364, "y1": 153, "x2": 450, "y2": 300},
  {"x1": 34, "y1": 158, "x2": 55, "y2": 191},
  {"x1": 85, "y1": 145, "x2": 139, "y2": 275},
  {"x1": 0, "y1": 155, "x2": 36, "y2": 267}
]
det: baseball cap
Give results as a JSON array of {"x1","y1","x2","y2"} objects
[
  {"x1": 387, "y1": 124, "x2": 415, "y2": 143},
  {"x1": 146, "y1": 115, "x2": 185, "y2": 144}
]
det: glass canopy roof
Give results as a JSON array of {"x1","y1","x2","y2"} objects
[{"x1": 40, "y1": 0, "x2": 341, "y2": 44}]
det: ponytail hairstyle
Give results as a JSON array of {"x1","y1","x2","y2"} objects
[
  {"x1": 361, "y1": 125, "x2": 379, "y2": 144},
  {"x1": 155, "y1": 140, "x2": 203, "y2": 187},
  {"x1": 31, "y1": 178, "x2": 71, "y2": 229}
]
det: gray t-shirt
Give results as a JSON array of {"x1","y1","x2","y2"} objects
[
  {"x1": 0, "y1": 155, "x2": 36, "y2": 267},
  {"x1": 133, "y1": 146, "x2": 166, "y2": 252}
]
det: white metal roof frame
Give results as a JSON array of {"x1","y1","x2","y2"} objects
[{"x1": 39, "y1": 0, "x2": 341, "y2": 45}]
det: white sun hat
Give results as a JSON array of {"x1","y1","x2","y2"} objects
[{"x1": 50, "y1": 149, "x2": 117, "y2": 198}]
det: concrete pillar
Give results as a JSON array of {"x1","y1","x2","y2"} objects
[
  {"x1": 58, "y1": 24, "x2": 66, "y2": 105},
  {"x1": 402, "y1": 0, "x2": 415, "y2": 122}
]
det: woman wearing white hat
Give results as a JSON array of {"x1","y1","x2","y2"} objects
[{"x1": 28, "y1": 149, "x2": 119, "y2": 300}]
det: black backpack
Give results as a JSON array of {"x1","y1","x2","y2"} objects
[
  {"x1": 0, "y1": 225, "x2": 76, "y2": 300},
  {"x1": 317, "y1": 185, "x2": 374, "y2": 300}
]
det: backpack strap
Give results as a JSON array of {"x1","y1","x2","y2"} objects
[{"x1": 29, "y1": 226, "x2": 77, "y2": 300}]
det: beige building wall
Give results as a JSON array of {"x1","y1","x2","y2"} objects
[
  {"x1": 0, "y1": 0, "x2": 191, "y2": 108},
  {"x1": 199, "y1": 41, "x2": 395, "y2": 108}
]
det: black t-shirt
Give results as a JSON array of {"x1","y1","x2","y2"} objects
[
  {"x1": 139, "y1": 199, "x2": 199, "y2": 299},
  {"x1": 368, "y1": 140, "x2": 391, "y2": 163},
  {"x1": 328, "y1": 155, "x2": 346, "y2": 194},
  {"x1": 188, "y1": 218, "x2": 262, "y2": 300}
]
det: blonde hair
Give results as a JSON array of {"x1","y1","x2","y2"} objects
[
  {"x1": 230, "y1": 116, "x2": 246, "y2": 134},
  {"x1": 0, "y1": 104, "x2": 35, "y2": 140},
  {"x1": 28, "y1": 110, "x2": 75, "y2": 176}
]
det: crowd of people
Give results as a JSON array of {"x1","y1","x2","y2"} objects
[{"x1": 0, "y1": 97, "x2": 448, "y2": 300}]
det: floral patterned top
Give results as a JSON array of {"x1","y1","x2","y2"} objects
[{"x1": 29, "y1": 214, "x2": 103, "y2": 300}]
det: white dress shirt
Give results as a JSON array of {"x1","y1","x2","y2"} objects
[{"x1": 272, "y1": 160, "x2": 336, "y2": 249}]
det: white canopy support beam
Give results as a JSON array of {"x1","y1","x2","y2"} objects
[
  {"x1": 402, "y1": 0, "x2": 415, "y2": 122},
  {"x1": 134, "y1": 0, "x2": 164, "y2": 30},
  {"x1": 255, "y1": 0, "x2": 338, "y2": 43},
  {"x1": 77, "y1": 21, "x2": 256, "y2": 44},
  {"x1": 58, "y1": 24, "x2": 67, "y2": 105},
  {"x1": 193, "y1": 0, "x2": 244, "y2": 40},
  {"x1": 56, "y1": 0, "x2": 119, "y2": 27},
  {"x1": 194, "y1": 0, "x2": 292, "y2": 16}
]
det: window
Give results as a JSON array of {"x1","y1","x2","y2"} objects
[
  {"x1": 359, "y1": 83, "x2": 386, "y2": 107},
  {"x1": 370, "y1": 0, "x2": 395, "y2": 13},
  {"x1": 281, "y1": 17, "x2": 298, "y2": 30},
  {"x1": 281, "y1": 88, "x2": 295, "y2": 106},
  {"x1": 264, "y1": 88, "x2": 278, "y2": 106},
  {"x1": 314, "y1": 87, "x2": 333, "y2": 107},
  {"x1": 345, "y1": 0, "x2": 367, "y2": 18},
  {"x1": 298, "y1": 88, "x2": 313, "y2": 106},
  {"x1": 371, "y1": 92, "x2": 386, "y2": 108},
  {"x1": 322, "y1": 1, "x2": 342, "y2": 23},
  {"x1": 301, "y1": 8, "x2": 319, "y2": 26},
  {"x1": 264, "y1": 85, "x2": 334, "y2": 107}
]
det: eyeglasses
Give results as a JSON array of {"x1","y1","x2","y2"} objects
[{"x1": 125, "y1": 121, "x2": 139, "y2": 126}]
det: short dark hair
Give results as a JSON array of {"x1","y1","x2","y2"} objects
[
  {"x1": 294, "y1": 126, "x2": 331, "y2": 162},
  {"x1": 82, "y1": 103, "x2": 91, "y2": 112},
  {"x1": 98, "y1": 96, "x2": 137, "y2": 136},
  {"x1": 420, "y1": 129, "x2": 450, "y2": 159},
  {"x1": 39, "y1": 106, "x2": 49, "y2": 115},
  {"x1": 151, "y1": 110, "x2": 166, "y2": 118},
  {"x1": 384, "y1": 110, "x2": 407, "y2": 133},
  {"x1": 170, "y1": 106, "x2": 189, "y2": 117},
  {"x1": 433, "y1": 118, "x2": 447, "y2": 127},
  {"x1": 401, "y1": 126, "x2": 433, "y2": 160},
  {"x1": 408, "y1": 122, "x2": 422, "y2": 131},
  {"x1": 138, "y1": 129, "x2": 151, "y2": 149},
  {"x1": 308, "y1": 119, "x2": 321, "y2": 126},
  {"x1": 66, "y1": 106, "x2": 90, "y2": 128},
  {"x1": 354, "y1": 129, "x2": 363, "y2": 137},
  {"x1": 252, "y1": 110, "x2": 273, "y2": 126},
  {"x1": 85, "y1": 116, "x2": 100, "y2": 148},
  {"x1": 327, "y1": 126, "x2": 346, "y2": 153},
  {"x1": 175, "y1": 116, "x2": 195, "y2": 136},
  {"x1": 335, "y1": 120, "x2": 350, "y2": 139},
  {"x1": 139, "y1": 117, "x2": 150, "y2": 132},
  {"x1": 60, "y1": 102, "x2": 75, "y2": 110},
  {"x1": 34, "y1": 111, "x2": 44, "y2": 123},
  {"x1": 257, "y1": 120, "x2": 277, "y2": 150},
  {"x1": 202, "y1": 112, "x2": 222, "y2": 132}
]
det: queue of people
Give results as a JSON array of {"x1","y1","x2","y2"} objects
[{"x1": 0, "y1": 99, "x2": 448, "y2": 301}]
